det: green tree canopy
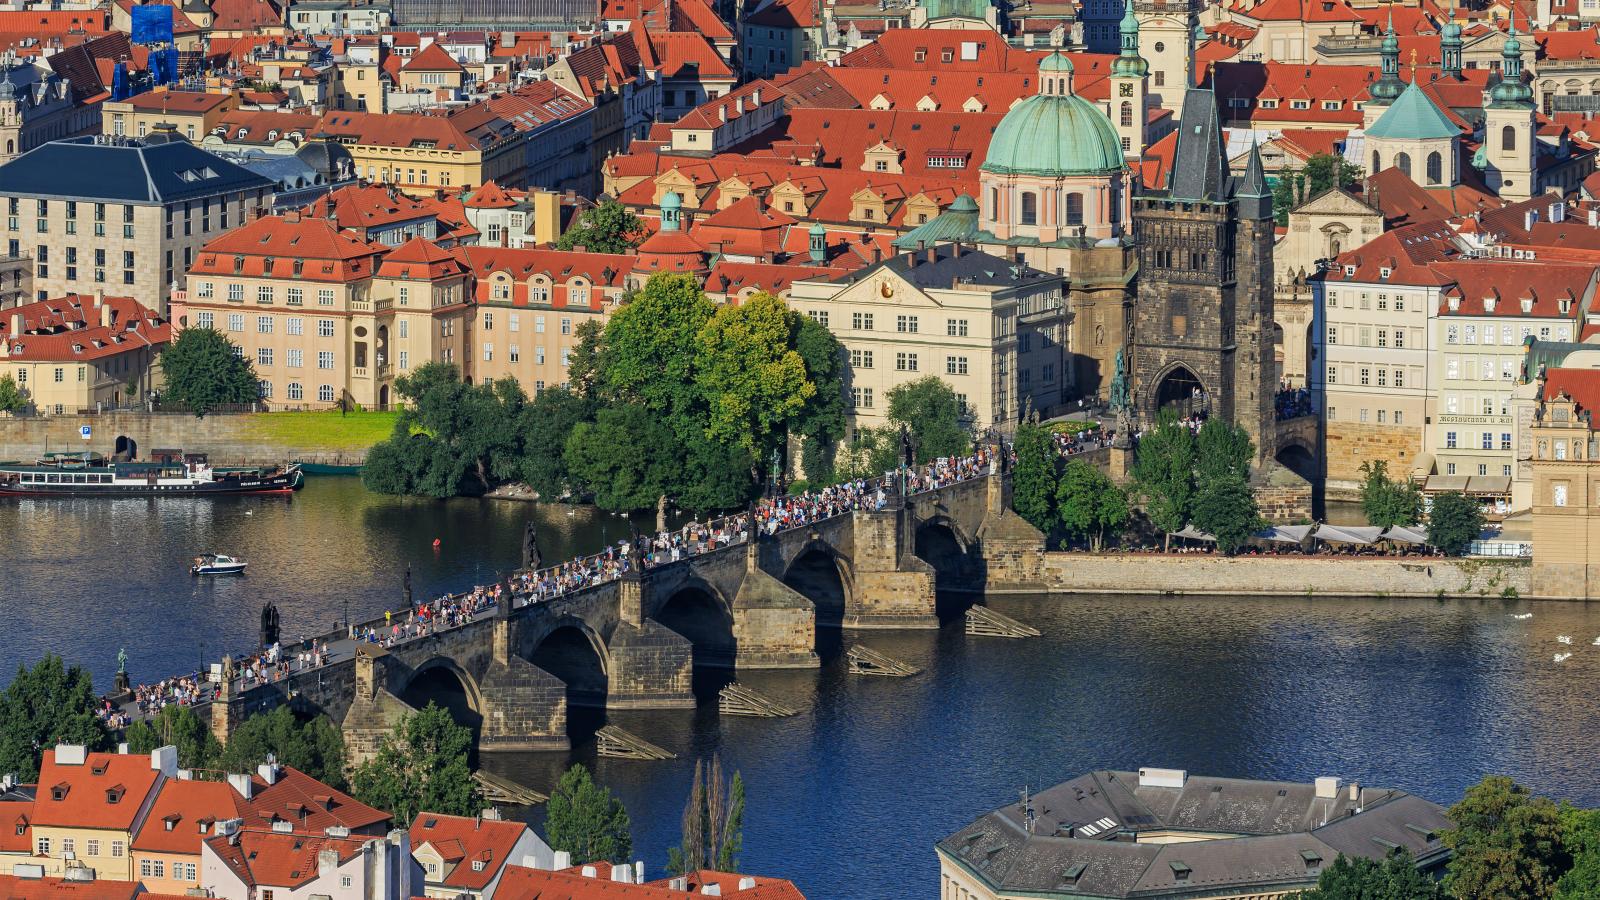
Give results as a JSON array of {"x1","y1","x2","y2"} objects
[
  {"x1": 1556, "y1": 805, "x2": 1600, "y2": 900},
  {"x1": 1194, "y1": 417, "x2": 1254, "y2": 485},
  {"x1": 696, "y1": 292, "x2": 815, "y2": 460},
  {"x1": 215, "y1": 705, "x2": 347, "y2": 789},
  {"x1": 125, "y1": 705, "x2": 220, "y2": 770},
  {"x1": 1010, "y1": 422, "x2": 1058, "y2": 532},
  {"x1": 0, "y1": 655, "x2": 108, "y2": 781},
  {"x1": 791, "y1": 314, "x2": 848, "y2": 482},
  {"x1": 1443, "y1": 775, "x2": 1568, "y2": 900},
  {"x1": 516, "y1": 387, "x2": 592, "y2": 500},
  {"x1": 1427, "y1": 491, "x2": 1485, "y2": 557},
  {"x1": 1272, "y1": 153, "x2": 1364, "y2": 225},
  {"x1": 1057, "y1": 458, "x2": 1128, "y2": 551},
  {"x1": 555, "y1": 200, "x2": 647, "y2": 254},
  {"x1": 885, "y1": 377, "x2": 971, "y2": 464},
  {"x1": 1359, "y1": 460, "x2": 1423, "y2": 529},
  {"x1": 597, "y1": 273, "x2": 715, "y2": 438},
  {"x1": 158, "y1": 327, "x2": 260, "y2": 416},
  {"x1": 545, "y1": 763, "x2": 633, "y2": 865},
  {"x1": 362, "y1": 364, "x2": 526, "y2": 496},
  {"x1": 1290, "y1": 849, "x2": 1441, "y2": 900},
  {"x1": 1132, "y1": 411, "x2": 1196, "y2": 549},
  {"x1": 564, "y1": 403, "x2": 683, "y2": 511},
  {"x1": 0, "y1": 373, "x2": 25, "y2": 413},
  {"x1": 1192, "y1": 476, "x2": 1262, "y2": 555},
  {"x1": 349, "y1": 703, "x2": 480, "y2": 824}
]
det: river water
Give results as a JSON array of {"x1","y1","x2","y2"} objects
[{"x1": 4, "y1": 477, "x2": 1600, "y2": 899}]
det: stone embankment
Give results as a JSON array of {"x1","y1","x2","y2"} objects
[
  {"x1": 0, "y1": 412, "x2": 369, "y2": 466},
  {"x1": 992, "y1": 553, "x2": 1535, "y2": 599}
]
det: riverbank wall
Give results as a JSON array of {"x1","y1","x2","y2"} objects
[
  {"x1": 992, "y1": 553, "x2": 1537, "y2": 599},
  {"x1": 0, "y1": 412, "x2": 372, "y2": 467}
]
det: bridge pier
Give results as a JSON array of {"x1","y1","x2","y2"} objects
[
  {"x1": 846, "y1": 505, "x2": 939, "y2": 629},
  {"x1": 341, "y1": 645, "x2": 417, "y2": 766},
  {"x1": 606, "y1": 621, "x2": 695, "y2": 709},
  {"x1": 976, "y1": 468, "x2": 1048, "y2": 590},
  {"x1": 732, "y1": 538, "x2": 819, "y2": 669},
  {"x1": 479, "y1": 657, "x2": 571, "y2": 752}
]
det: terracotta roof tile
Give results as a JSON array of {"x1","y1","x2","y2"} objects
[
  {"x1": 30, "y1": 751, "x2": 163, "y2": 832},
  {"x1": 408, "y1": 814, "x2": 528, "y2": 890}
]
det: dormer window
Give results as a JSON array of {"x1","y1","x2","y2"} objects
[
  {"x1": 50, "y1": 784, "x2": 68, "y2": 802},
  {"x1": 1170, "y1": 861, "x2": 1192, "y2": 881},
  {"x1": 1344, "y1": 265, "x2": 1356, "y2": 276},
  {"x1": 105, "y1": 786, "x2": 124, "y2": 804},
  {"x1": 471, "y1": 860, "x2": 487, "y2": 872},
  {"x1": 1522, "y1": 297, "x2": 1535, "y2": 313},
  {"x1": 90, "y1": 762, "x2": 108, "y2": 776},
  {"x1": 233, "y1": 256, "x2": 245, "y2": 274},
  {"x1": 1561, "y1": 298, "x2": 1573, "y2": 315},
  {"x1": 1379, "y1": 267, "x2": 1391, "y2": 279}
]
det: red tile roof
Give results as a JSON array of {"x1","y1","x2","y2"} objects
[
  {"x1": 408, "y1": 814, "x2": 528, "y2": 891},
  {"x1": 308, "y1": 184, "x2": 444, "y2": 232},
  {"x1": 1236, "y1": 0, "x2": 1363, "y2": 23},
  {"x1": 313, "y1": 111, "x2": 480, "y2": 152},
  {"x1": 0, "y1": 796, "x2": 32, "y2": 854},
  {"x1": 236, "y1": 767, "x2": 387, "y2": 834},
  {"x1": 204, "y1": 829, "x2": 366, "y2": 889},
  {"x1": 494, "y1": 864, "x2": 805, "y2": 899},
  {"x1": 462, "y1": 180, "x2": 520, "y2": 210},
  {"x1": 121, "y1": 90, "x2": 231, "y2": 113},
  {"x1": 1, "y1": 295, "x2": 170, "y2": 363},
  {"x1": 192, "y1": 214, "x2": 386, "y2": 283},
  {"x1": 459, "y1": 246, "x2": 633, "y2": 308},
  {"x1": 0, "y1": 875, "x2": 142, "y2": 900},
  {"x1": 378, "y1": 238, "x2": 468, "y2": 280},
  {"x1": 402, "y1": 42, "x2": 465, "y2": 73},
  {"x1": 131, "y1": 780, "x2": 245, "y2": 857},
  {"x1": 30, "y1": 751, "x2": 163, "y2": 832},
  {"x1": 1435, "y1": 259, "x2": 1595, "y2": 317},
  {"x1": 1543, "y1": 368, "x2": 1600, "y2": 421},
  {"x1": 207, "y1": 0, "x2": 283, "y2": 31}
]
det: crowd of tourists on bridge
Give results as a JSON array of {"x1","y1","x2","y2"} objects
[
  {"x1": 106, "y1": 449, "x2": 1000, "y2": 722},
  {"x1": 1275, "y1": 387, "x2": 1315, "y2": 421},
  {"x1": 1051, "y1": 424, "x2": 1114, "y2": 456}
]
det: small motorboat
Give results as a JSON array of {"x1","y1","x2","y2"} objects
[{"x1": 191, "y1": 554, "x2": 247, "y2": 576}]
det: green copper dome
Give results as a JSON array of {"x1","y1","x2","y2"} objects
[
  {"x1": 1113, "y1": 4, "x2": 1149, "y2": 78},
  {"x1": 981, "y1": 58, "x2": 1125, "y2": 177},
  {"x1": 1367, "y1": 80, "x2": 1459, "y2": 140}
]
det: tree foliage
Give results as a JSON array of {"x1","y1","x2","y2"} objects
[
  {"x1": 1427, "y1": 491, "x2": 1485, "y2": 557},
  {"x1": 1057, "y1": 458, "x2": 1128, "y2": 551},
  {"x1": 1556, "y1": 806, "x2": 1600, "y2": 900},
  {"x1": 555, "y1": 200, "x2": 647, "y2": 254},
  {"x1": 1290, "y1": 849, "x2": 1441, "y2": 900},
  {"x1": 158, "y1": 327, "x2": 260, "y2": 416},
  {"x1": 215, "y1": 705, "x2": 347, "y2": 789},
  {"x1": 1010, "y1": 423, "x2": 1058, "y2": 532},
  {"x1": 0, "y1": 373, "x2": 25, "y2": 413},
  {"x1": 1189, "y1": 419, "x2": 1260, "y2": 554},
  {"x1": 1272, "y1": 153, "x2": 1364, "y2": 226},
  {"x1": 0, "y1": 655, "x2": 108, "y2": 781},
  {"x1": 516, "y1": 387, "x2": 592, "y2": 500},
  {"x1": 696, "y1": 292, "x2": 815, "y2": 459},
  {"x1": 1360, "y1": 460, "x2": 1423, "y2": 529},
  {"x1": 885, "y1": 377, "x2": 971, "y2": 464},
  {"x1": 791, "y1": 315, "x2": 848, "y2": 482},
  {"x1": 668, "y1": 755, "x2": 745, "y2": 876},
  {"x1": 1443, "y1": 775, "x2": 1568, "y2": 900},
  {"x1": 1132, "y1": 411, "x2": 1196, "y2": 548},
  {"x1": 545, "y1": 763, "x2": 633, "y2": 865},
  {"x1": 349, "y1": 703, "x2": 480, "y2": 825},
  {"x1": 565, "y1": 403, "x2": 682, "y2": 511},
  {"x1": 362, "y1": 364, "x2": 527, "y2": 497},
  {"x1": 125, "y1": 705, "x2": 220, "y2": 770}
]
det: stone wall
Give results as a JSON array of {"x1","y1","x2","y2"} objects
[
  {"x1": 1326, "y1": 421, "x2": 1423, "y2": 500},
  {"x1": 0, "y1": 411, "x2": 368, "y2": 466},
  {"x1": 989, "y1": 553, "x2": 1534, "y2": 598}
]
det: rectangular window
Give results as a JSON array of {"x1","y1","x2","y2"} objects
[
  {"x1": 111, "y1": 843, "x2": 123, "y2": 858},
  {"x1": 1377, "y1": 369, "x2": 1388, "y2": 387},
  {"x1": 851, "y1": 387, "x2": 874, "y2": 408},
  {"x1": 287, "y1": 317, "x2": 303, "y2": 336},
  {"x1": 510, "y1": 345, "x2": 520, "y2": 362},
  {"x1": 947, "y1": 356, "x2": 968, "y2": 375},
  {"x1": 257, "y1": 315, "x2": 273, "y2": 334},
  {"x1": 196, "y1": 311, "x2": 214, "y2": 330},
  {"x1": 1502, "y1": 433, "x2": 1513, "y2": 450},
  {"x1": 286, "y1": 288, "x2": 303, "y2": 306},
  {"x1": 228, "y1": 313, "x2": 243, "y2": 332},
  {"x1": 895, "y1": 352, "x2": 918, "y2": 371},
  {"x1": 228, "y1": 284, "x2": 243, "y2": 303},
  {"x1": 1446, "y1": 431, "x2": 1458, "y2": 449},
  {"x1": 257, "y1": 286, "x2": 273, "y2": 304},
  {"x1": 1360, "y1": 368, "x2": 1370, "y2": 386},
  {"x1": 1377, "y1": 329, "x2": 1388, "y2": 348},
  {"x1": 1393, "y1": 329, "x2": 1405, "y2": 349},
  {"x1": 61, "y1": 839, "x2": 73, "y2": 855},
  {"x1": 1326, "y1": 365, "x2": 1337, "y2": 384},
  {"x1": 483, "y1": 343, "x2": 493, "y2": 362},
  {"x1": 807, "y1": 310, "x2": 829, "y2": 328},
  {"x1": 399, "y1": 320, "x2": 408, "y2": 339},
  {"x1": 947, "y1": 318, "x2": 968, "y2": 337},
  {"x1": 534, "y1": 315, "x2": 546, "y2": 333},
  {"x1": 852, "y1": 312, "x2": 874, "y2": 330},
  {"x1": 287, "y1": 349, "x2": 302, "y2": 368},
  {"x1": 1327, "y1": 326, "x2": 1338, "y2": 345},
  {"x1": 850, "y1": 349, "x2": 873, "y2": 368},
  {"x1": 318, "y1": 319, "x2": 334, "y2": 337},
  {"x1": 139, "y1": 860, "x2": 152, "y2": 878},
  {"x1": 318, "y1": 351, "x2": 334, "y2": 369},
  {"x1": 86, "y1": 841, "x2": 99, "y2": 857},
  {"x1": 318, "y1": 289, "x2": 335, "y2": 306},
  {"x1": 257, "y1": 348, "x2": 273, "y2": 366},
  {"x1": 483, "y1": 312, "x2": 494, "y2": 330},
  {"x1": 510, "y1": 313, "x2": 520, "y2": 332},
  {"x1": 1482, "y1": 432, "x2": 1494, "y2": 450},
  {"x1": 896, "y1": 315, "x2": 919, "y2": 333},
  {"x1": 398, "y1": 351, "x2": 409, "y2": 370}
]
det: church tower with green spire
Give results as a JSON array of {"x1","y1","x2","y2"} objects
[
  {"x1": 1111, "y1": 3, "x2": 1150, "y2": 159},
  {"x1": 1440, "y1": 0, "x2": 1463, "y2": 80},
  {"x1": 1483, "y1": 10, "x2": 1536, "y2": 199},
  {"x1": 1363, "y1": 7, "x2": 1405, "y2": 128}
]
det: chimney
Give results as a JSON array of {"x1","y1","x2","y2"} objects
[
  {"x1": 151, "y1": 746, "x2": 178, "y2": 777},
  {"x1": 1348, "y1": 782, "x2": 1361, "y2": 802},
  {"x1": 1525, "y1": 209, "x2": 1537, "y2": 231},
  {"x1": 55, "y1": 745, "x2": 86, "y2": 766},
  {"x1": 1314, "y1": 777, "x2": 1341, "y2": 800},
  {"x1": 226, "y1": 773, "x2": 253, "y2": 800},
  {"x1": 871, "y1": 247, "x2": 882, "y2": 263},
  {"x1": 610, "y1": 866, "x2": 632, "y2": 883},
  {"x1": 735, "y1": 96, "x2": 745, "y2": 114},
  {"x1": 668, "y1": 877, "x2": 689, "y2": 891},
  {"x1": 1590, "y1": 207, "x2": 1598, "y2": 228},
  {"x1": 1137, "y1": 768, "x2": 1186, "y2": 789},
  {"x1": 581, "y1": 866, "x2": 598, "y2": 878},
  {"x1": 925, "y1": 245, "x2": 936, "y2": 264},
  {"x1": 635, "y1": 862, "x2": 644, "y2": 884},
  {"x1": 952, "y1": 242, "x2": 963, "y2": 258},
  {"x1": 552, "y1": 851, "x2": 571, "y2": 870},
  {"x1": 738, "y1": 877, "x2": 757, "y2": 890},
  {"x1": 257, "y1": 761, "x2": 279, "y2": 785},
  {"x1": 701, "y1": 885, "x2": 721, "y2": 896},
  {"x1": 751, "y1": 89, "x2": 762, "y2": 105},
  {"x1": 100, "y1": 300, "x2": 112, "y2": 329},
  {"x1": 317, "y1": 848, "x2": 340, "y2": 877},
  {"x1": 11, "y1": 312, "x2": 23, "y2": 335},
  {"x1": 1552, "y1": 200, "x2": 1566, "y2": 223}
]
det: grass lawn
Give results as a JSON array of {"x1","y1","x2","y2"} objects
[
  {"x1": 239, "y1": 410, "x2": 399, "y2": 450},
  {"x1": 1047, "y1": 419, "x2": 1099, "y2": 435}
]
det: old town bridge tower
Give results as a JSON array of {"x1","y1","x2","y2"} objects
[{"x1": 1129, "y1": 88, "x2": 1277, "y2": 464}]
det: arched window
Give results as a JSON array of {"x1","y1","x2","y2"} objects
[
  {"x1": 1396, "y1": 152, "x2": 1411, "y2": 177},
  {"x1": 1502, "y1": 125, "x2": 1517, "y2": 152},
  {"x1": 1020, "y1": 191, "x2": 1037, "y2": 226},
  {"x1": 1066, "y1": 193, "x2": 1084, "y2": 226},
  {"x1": 988, "y1": 186, "x2": 999, "y2": 218},
  {"x1": 1426, "y1": 151, "x2": 1443, "y2": 185},
  {"x1": 1371, "y1": 150, "x2": 1380, "y2": 174},
  {"x1": 1120, "y1": 101, "x2": 1133, "y2": 127}
]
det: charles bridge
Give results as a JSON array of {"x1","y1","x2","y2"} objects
[{"x1": 198, "y1": 471, "x2": 1044, "y2": 758}]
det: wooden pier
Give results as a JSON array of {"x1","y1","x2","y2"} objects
[
  {"x1": 847, "y1": 644, "x2": 921, "y2": 677},
  {"x1": 966, "y1": 605, "x2": 1041, "y2": 638},
  {"x1": 718, "y1": 682, "x2": 797, "y2": 717},
  {"x1": 595, "y1": 725, "x2": 676, "y2": 760},
  {"x1": 472, "y1": 770, "x2": 546, "y2": 806}
]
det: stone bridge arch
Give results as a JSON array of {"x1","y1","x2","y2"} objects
[
  {"x1": 520, "y1": 614, "x2": 611, "y2": 708},
  {"x1": 781, "y1": 538, "x2": 854, "y2": 634},
  {"x1": 650, "y1": 574, "x2": 738, "y2": 669},
  {"x1": 399, "y1": 657, "x2": 486, "y2": 752},
  {"x1": 912, "y1": 512, "x2": 981, "y2": 596}
]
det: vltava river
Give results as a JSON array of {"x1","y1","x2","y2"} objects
[{"x1": 4, "y1": 477, "x2": 1600, "y2": 899}]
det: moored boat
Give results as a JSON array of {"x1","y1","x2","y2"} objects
[
  {"x1": 0, "y1": 451, "x2": 303, "y2": 496},
  {"x1": 191, "y1": 554, "x2": 247, "y2": 575}
]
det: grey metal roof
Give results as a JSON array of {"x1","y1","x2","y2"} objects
[
  {"x1": 937, "y1": 770, "x2": 1452, "y2": 898},
  {"x1": 0, "y1": 138, "x2": 275, "y2": 204},
  {"x1": 847, "y1": 243, "x2": 1058, "y2": 291},
  {"x1": 1167, "y1": 89, "x2": 1228, "y2": 203}
]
